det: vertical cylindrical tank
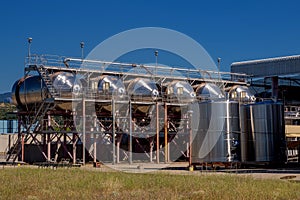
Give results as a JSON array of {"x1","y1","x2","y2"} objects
[
  {"x1": 192, "y1": 101, "x2": 240, "y2": 163},
  {"x1": 240, "y1": 101, "x2": 286, "y2": 163},
  {"x1": 192, "y1": 83, "x2": 240, "y2": 163}
]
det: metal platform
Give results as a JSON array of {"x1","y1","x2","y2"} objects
[{"x1": 8, "y1": 54, "x2": 250, "y2": 165}]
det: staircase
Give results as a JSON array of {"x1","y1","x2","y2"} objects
[
  {"x1": 6, "y1": 65, "x2": 61, "y2": 163},
  {"x1": 6, "y1": 100, "x2": 55, "y2": 163},
  {"x1": 37, "y1": 66, "x2": 59, "y2": 98},
  {"x1": 5, "y1": 136, "x2": 22, "y2": 163}
]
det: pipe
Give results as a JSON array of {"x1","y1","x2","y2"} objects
[
  {"x1": 271, "y1": 76, "x2": 279, "y2": 100},
  {"x1": 63, "y1": 58, "x2": 70, "y2": 68}
]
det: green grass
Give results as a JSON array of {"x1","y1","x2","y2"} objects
[{"x1": 0, "y1": 167, "x2": 299, "y2": 200}]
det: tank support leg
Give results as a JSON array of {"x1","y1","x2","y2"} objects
[
  {"x1": 73, "y1": 133, "x2": 77, "y2": 164},
  {"x1": 156, "y1": 102, "x2": 160, "y2": 164},
  {"x1": 82, "y1": 98, "x2": 86, "y2": 165},
  {"x1": 164, "y1": 103, "x2": 168, "y2": 163},
  {"x1": 21, "y1": 132, "x2": 25, "y2": 162}
]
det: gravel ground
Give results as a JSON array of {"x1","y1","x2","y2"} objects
[
  {"x1": 2, "y1": 161, "x2": 300, "y2": 181},
  {"x1": 79, "y1": 162, "x2": 300, "y2": 181}
]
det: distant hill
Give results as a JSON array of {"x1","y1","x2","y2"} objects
[{"x1": 0, "y1": 92, "x2": 12, "y2": 103}]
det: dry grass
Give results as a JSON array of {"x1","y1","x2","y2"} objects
[{"x1": 0, "y1": 167, "x2": 299, "y2": 200}]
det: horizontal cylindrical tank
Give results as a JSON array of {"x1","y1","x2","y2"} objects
[
  {"x1": 12, "y1": 76, "x2": 46, "y2": 109},
  {"x1": 240, "y1": 101, "x2": 286, "y2": 162},
  {"x1": 12, "y1": 72, "x2": 82, "y2": 110},
  {"x1": 192, "y1": 101, "x2": 240, "y2": 163}
]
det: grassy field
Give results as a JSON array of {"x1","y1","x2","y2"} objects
[{"x1": 0, "y1": 167, "x2": 299, "y2": 200}]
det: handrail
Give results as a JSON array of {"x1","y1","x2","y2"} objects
[{"x1": 25, "y1": 54, "x2": 250, "y2": 83}]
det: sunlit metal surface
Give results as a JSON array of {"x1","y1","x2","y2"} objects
[
  {"x1": 195, "y1": 83, "x2": 224, "y2": 100},
  {"x1": 229, "y1": 85, "x2": 256, "y2": 102},
  {"x1": 166, "y1": 81, "x2": 195, "y2": 102},
  {"x1": 192, "y1": 101, "x2": 240, "y2": 163},
  {"x1": 240, "y1": 101, "x2": 286, "y2": 162}
]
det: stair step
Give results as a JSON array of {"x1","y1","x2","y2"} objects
[{"x1": 38, "y1": 68, "x2": 60, "y2": 98}]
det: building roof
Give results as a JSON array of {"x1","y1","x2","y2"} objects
[{"x1": 231, "y1": 55, "x2": 300, "y2": 78}]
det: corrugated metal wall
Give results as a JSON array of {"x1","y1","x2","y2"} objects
[{"x1": 231, "y1": 55, "x2": 300, "y2": 77}]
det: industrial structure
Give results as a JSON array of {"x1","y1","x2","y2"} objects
[
  {"x1": 3, "y1": 51, "x2": 288, "y2": 168},
  {"x1": 232, "y1": 55, "x2": 300, "y2": 163}
]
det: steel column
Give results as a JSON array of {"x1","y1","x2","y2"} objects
[
  {"x1": 112, "y1": 99, "x2": 116, "y2": 165},
  {"x1": 129, "y1": 101, "x2": 133, "y2": 164},
  {"x1": 164, "y1": 103, "x2": 168, "y2": 163},
  {"x1": 156, "y1": 102, "x2": 160, "y2": 163},
  {"x1": 82, "y1": 98, "x2": 86, "y2": 165}
]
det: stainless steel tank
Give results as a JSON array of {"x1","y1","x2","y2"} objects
[
  {"x1": 195, "y1": 83, "x2": 224, "y2": 100},
  {"x1": 98, "y1": 75, "x2": 126, "y2": 98},
  {"x1": 12, "y1": 75, "x2": 46, "y2": 109},
  {"x1": 12, "y1": 72, "x2": 82, "y2": 110},
  {"x1": 127, "y1": 78, "x2": 159, "y2": 101},
  {"x1": 240, "y1": 101, "x2": 286, "y2": 162},
  {"x1": 229, "y1": 85, "x2": 256, "y2": 102},
  {"x1": 95, "y1": 75, "x2": 127, "y2": 113},
  {"x1": 166, "y1": 80, "x2": 195, "y2": 103},
  {"x1": 126, "y1": 78, "x2": 159, "y2": 130},
  {"x1": 52, "y1": 72, "x2": 82, "y2": 98},
  {"x1": 192, "y1": 101, "x2": 240, "y2": 163},
  {"x1": 164, "y1": 81, "x2": 196, "y2": 136}
]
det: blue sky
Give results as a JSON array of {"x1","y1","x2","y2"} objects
[{"x1": 1, "y1": 0, "x2": 300, "y2": 93}]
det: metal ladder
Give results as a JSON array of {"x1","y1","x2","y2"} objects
[{"x1": 37, "y1": 66, "x2": 59, "y2": 98}]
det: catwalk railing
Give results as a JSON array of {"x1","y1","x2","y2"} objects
[{"x1": 25, "y1": 54, "x2": 249, "y2": 84}]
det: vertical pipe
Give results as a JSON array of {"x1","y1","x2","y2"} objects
[
  {"x1": 112, "y1": 99, "x2": 116, "y2": 165},
  {"x1": 226, "y1": 100, "x2": 231, "y2": 162},
  {"x1": 82, "y1": 98, "x2": 86, "y2": 165},
  {"x1": 129, "y1": 101, "x2": 133, "y2": 164},
  {"x1": 164, "y1": 103, "x2": 168, "y2": 163},
  {"x1": 271, "y1": 76, "x2": 279, "y2": 100},
  {"x1": 156, "y1": 102, "x2": 160, "y2": 164}
]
